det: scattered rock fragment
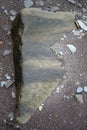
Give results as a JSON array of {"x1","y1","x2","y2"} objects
[
  {"x1": 72, "y1": 30, "x2": 81, "y2": 36},
  {"x1": 67, "y1": 44, "x2": 76, "y2": 54},
  {"x1": 84, "y1": 86, "x2": 87, "y2": 92},
  {"x1": 10, "y1": 15, "x2": 16, "y2": 21},
  {"x1": 82, "y1": 8, "x2": 86, "y2": 13},
  {"x1": 75, "y1": 20, "x2": 87, "y2": 31},
  {"x1": 75, "y1": 94, "x2": 84, "y2": 104},
  {"x1": 0, "y1": 81, "x2": 6, "y2": 87},
  {"x1": 10, "y1": 9, "x2": 17, "y2": 16},
  {"x1": 50, "y1": 6, "x2": 59, "y2": 12},
  {"x1": 8, "y1": 112, "x2": 14, "y2": 121},
  {"x1": 4, "y1": 9, "x2": 8, "y2": 15},
  {"x1": 39, "y1": 105, "x2": 43, "y2": 111},
  {"x1": 35, "y1": 0, "x2": 44, "y2": 7},
  {"x1": 24, "y1": 0, "x2": 33, "y2": 8},
  {"x1": 1, "y1": 6, "x2": 5, "y2": 10},
  {"x1": 76, "y1": 86, "x2": 83, "y2": 94},
  {"x1": 5, "y1": 80, "x2": 14, "y2": 88},
  {"x1": 5, "y1": 73, "x2": 11, "y2": 80},
  {"x1": 12, "y1": 91, "x2": 16, "y2": 98},
  {"x1": 56, "y1": 87, "x2": 59, "y2": 93},
  {"x1": 67, "y1": 0, "x2": 76, "y2": 4},
  {"x1": 3, "y1": 49, "x2": 11, "y2": 56},
  {"x1": 0, "y1": 40, "x2": 3, "y2": 45},
  {"x1": 63, "y1": 34, "x2": 67, "y2": 39},
  {"x1": 14, "y1": 125, "x2": 21, "y2": 130}
]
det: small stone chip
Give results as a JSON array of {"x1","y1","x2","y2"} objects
[
  {"x1": 5, "y1": 73, "x2": 11, "y2": 80},
  {"x1": 24, "y1": 0, "x2": 33, "y2": 8},
  {"x1": 84, "y1": 86, "x2": 87, "y2": 92},
  {"x1": 39, "y1": 105, "x2": 43, "y2": 111},
  {"x1": 0, "y1": 81, "x2": 6, "y2": 87},
  {"x1": 8, "y1": 112, "x2": 14, "y2": 121},
  {"x1": 67, "y1": 44, "x2": 76, "y2": 54},
  {"x1": 75, "y1": 94, "x2": 84, "y2": 104},
  {"x1": 3, "y1": 49, "x2": 11, "y2": 56},
  {"x1": 10, "y1": 9, "x2": 17, "y2": 16},
  {"x1": 5, "y1": 80, "x2": 13, "y2": 88},
  {"x1": 10, "y1": 15, "x2": 16, "y2": 21},
  {"x1": 67, "y1": 0, "x2": 76, "y2": 4},
  {"x1": 12, "y1": 91, "x2": 16, "y2": 98}
]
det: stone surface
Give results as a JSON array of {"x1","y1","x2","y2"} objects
[{"x1": 12, "y1": 8, "x2": 75, "y2": 123}]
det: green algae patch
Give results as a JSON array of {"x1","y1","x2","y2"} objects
[{"x1": 11, "y1": 8, "x2": 75, "y2": 123}]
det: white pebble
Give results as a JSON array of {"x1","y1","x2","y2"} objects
[
  {"x1": 84, "y1": 86, "x2": 87, "y2": 92},
  {"x1": 67, "y1": 44, "x2": 76, "y2": 54},
  {"x1": 76, "y1": 87, "x2": 83, "y2": 93}
]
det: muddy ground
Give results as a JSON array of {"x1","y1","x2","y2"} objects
[{"x1": 0, "y1": 0, "x2": 87, "y2": 130}]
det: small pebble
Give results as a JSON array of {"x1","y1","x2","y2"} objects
[
  {"x1": 84, "y1": 86, "x2": 87, "y2": 92},
  {"x1": 4, "y1": 9, "x2": 8, "y2": 15},
  {"x1": 0, "y1": 81, "x2": 6, "y2": 87},
  {"x1": 1, "y1": 6, "x2": 5, "y2": 10},
  {"x1": 39, "y1": 105, "x2": 43, "y2": 111},
  {"x1": 76, "y1": 86, "x2": 83, "y2": 93},
  {"x1": 24, "y1": 0, "x2": 33, "y2": 8},
  {"x1": 35, "y1": 0, "x2": 44, "y2": 6},
  {"x1": 12, "y1": 91, "x2": 16, "y2": 98},
  {"x1": 5, "y1": 73, "x2": 11, "y2": 80},
  {"x1": 10, "y1": 16, "x2": 16, "y2": 21},
  {"x1": 67, "y1": 44, "x2": 76, "y2": 54},
  {"x1": 3, "y1": 49, "x2": 11, "y2": 56},
  {"x1": 5, "y1": 80, "x2": 14, "y2": 88},
  {"x1": 50, "y1": 6, "x2": 59, "y2": 12},
  {"x1": 75, "y1": 94, "x2": 84, "y2": 104},
  {"x1": 10, "y1": 9, "x2": 17, "y2": 16},
  {"x1": 8, "y1": 112, "x2": 14, "y2": 121},
  {"x1": 56, "y1": 87, "x2": 59, "y2": 93}
]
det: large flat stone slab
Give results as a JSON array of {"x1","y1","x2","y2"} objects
[{"x1": 12, "y1": 8, "x2": 75, "y2": 123}]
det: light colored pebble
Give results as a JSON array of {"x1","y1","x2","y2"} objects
[
  {"x1": 84, "y1": 86, "x2": 87, "y2": 92},
  {"x1": 76, "y1": 86, "x2": 83, "y2": 93}
]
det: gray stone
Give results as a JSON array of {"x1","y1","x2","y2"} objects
[
  {"x1": 8, "y1": 112, "x2": 14, "y2": 121},
  {"x1": 4, "y1": 9, "x2": 8, "y2": 15},
  {"x1": 5, "y1": 73, "x2": 11, "y2": 80},
  {"x1": 67, "y1": 0, "x2": 76, "y2": 4},
  {"x1": 24, "y1": 0, "x2": 33, "y2": 8},
  {"x1": 10, "y1": 9, "x2": 17, "y2": 16},
  {"x1": 50, "y1": 6, "x2": 59, "y2": 12},
  {"x1": 75, "y1": 94, "x2": 84, "y2": 104},
  {"x1": 76, "y1": 20, "x2": 87, "y2": 31},
  {"x1": 72, "y1": 30, "x2": 81, "y2": 36},
  {"x1": 3, "y1": 49, "x2": 11, "y2": 56},
  {"x1": 10, "y1": 15, "x2": 16, "y2": 21},
  {"x1": 5, "y1": 80, "x2": 13, "y2": 88},
  {"x1": 84, "y1": 86, "x2": 87, "y2": 92},
  {"x1": 35, "y1": 0, "x2": 44, "y2": 6},
  {"x1": 12, "y1": 91, "x2": 16, "y2": 98},
  {"x1": 82, "y1": 8, "x2": 87, "y2": 13},
  {"x1": 0, "y1": 81, "x2": 6, "y2": 87},
  {"x1": 67, "y1": 44, "x2": 76, "y2": 54}
]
